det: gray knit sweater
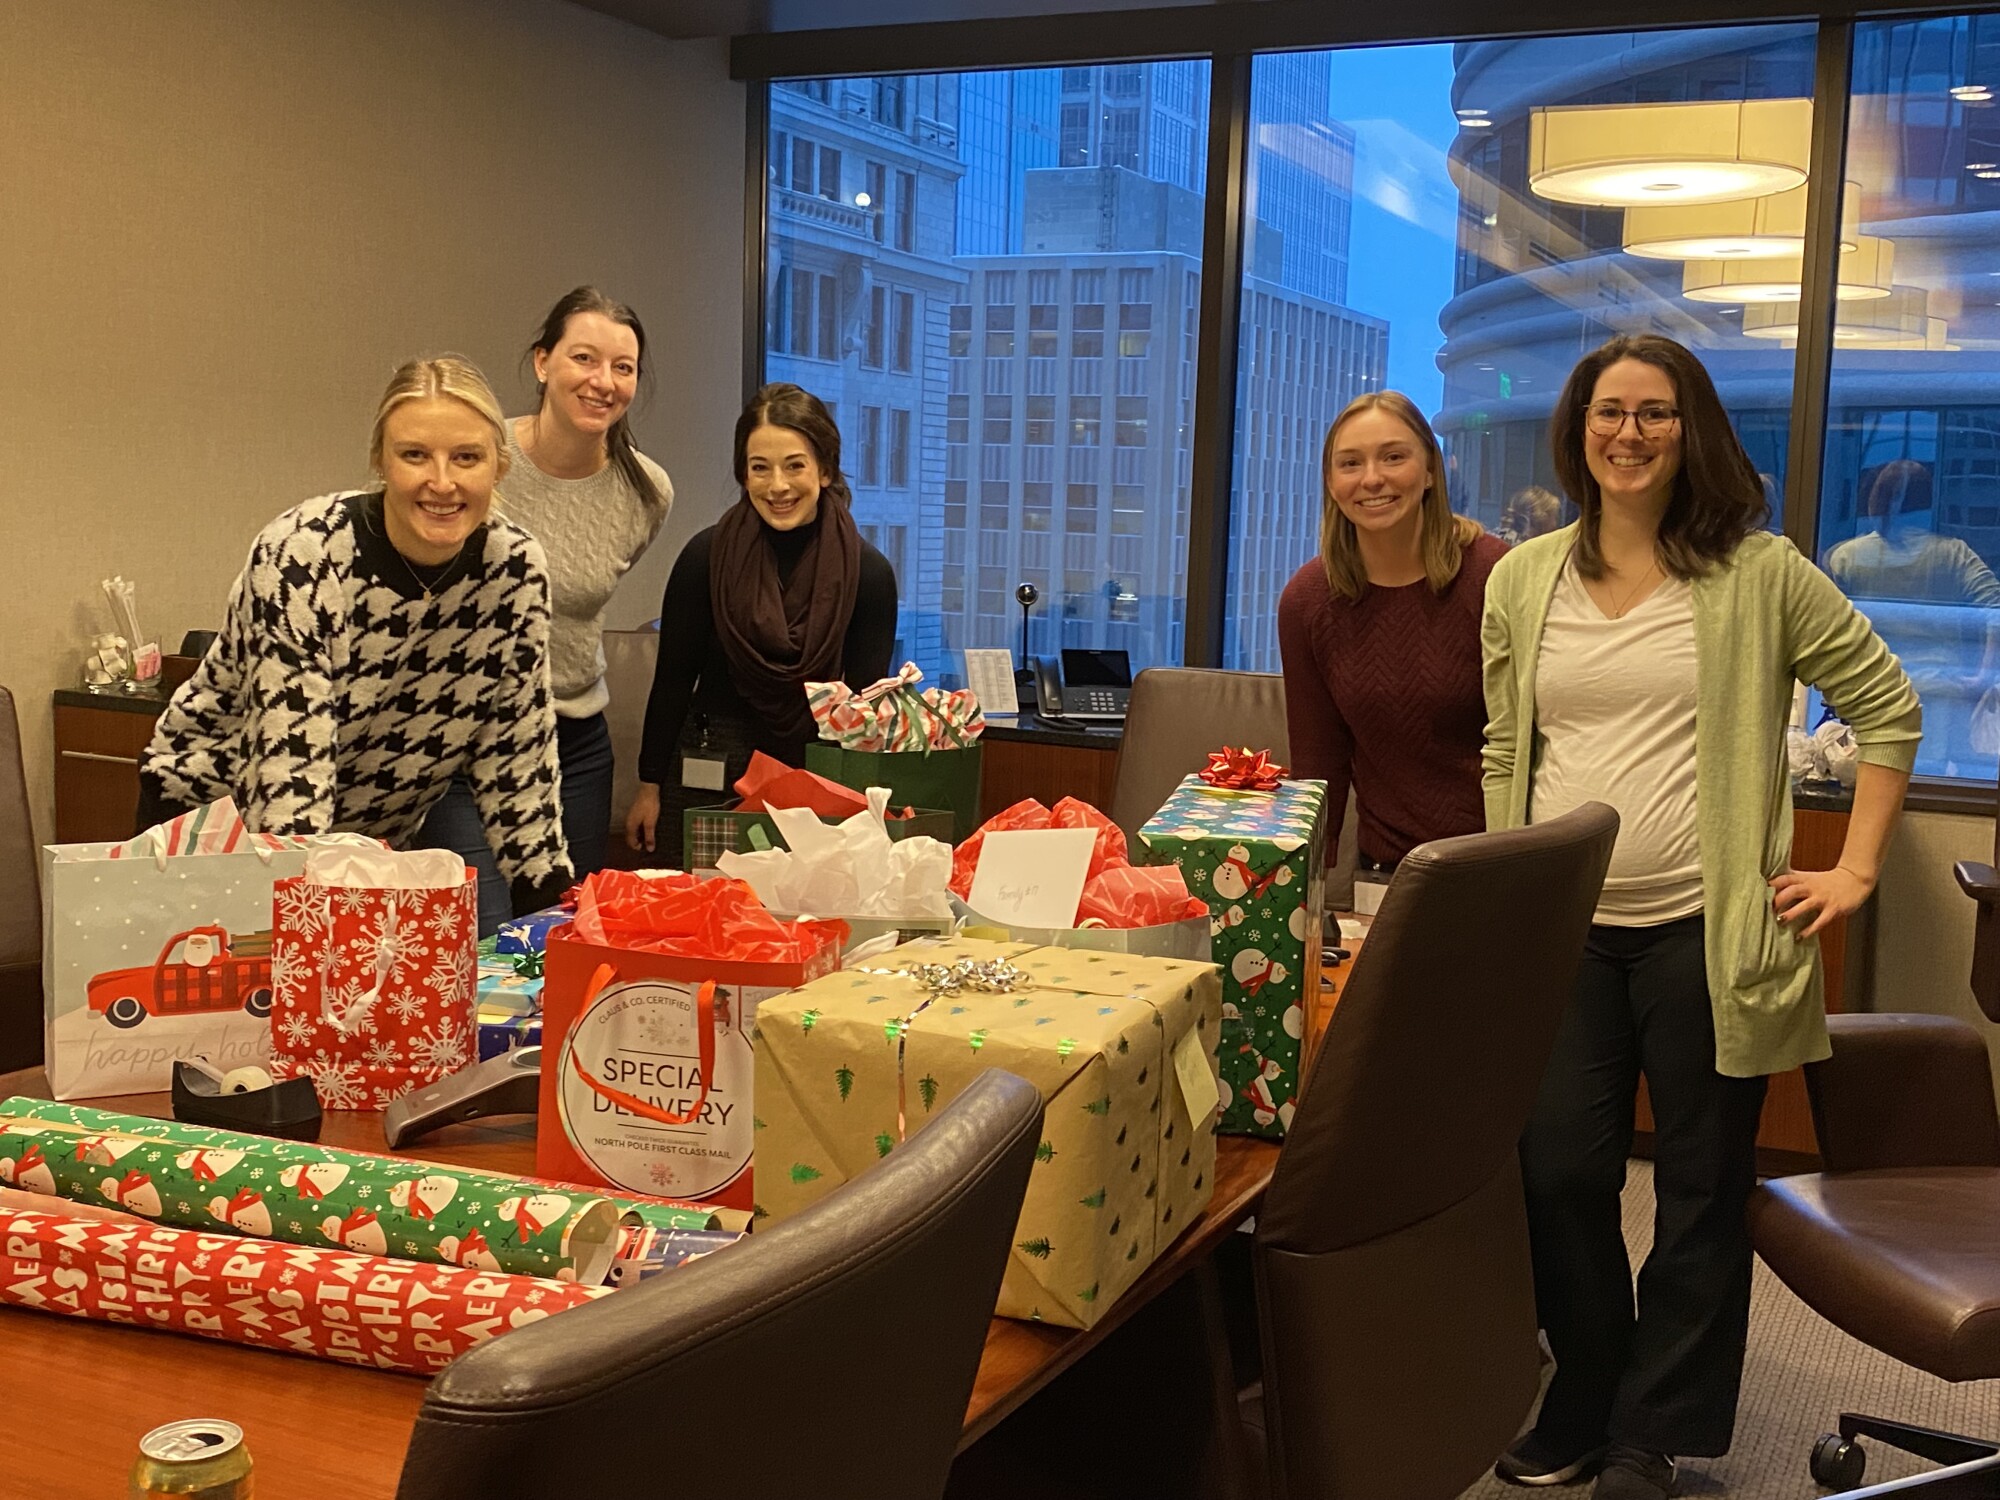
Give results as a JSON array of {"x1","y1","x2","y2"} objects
[{"x1": 497, "y1": 420, "x2": 673, "y2": 718}]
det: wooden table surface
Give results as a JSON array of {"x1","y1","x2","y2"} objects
[{"x1": 0, "y1": 1071, "x2": 1292, "y2": 1497}]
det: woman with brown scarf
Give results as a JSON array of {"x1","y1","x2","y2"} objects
[{"x1": 627, "y1": 383, "x2": 898, "y2": 861}]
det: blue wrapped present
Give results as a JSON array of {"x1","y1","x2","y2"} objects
[
  {"x1": 476, "y1": 1002, "x2": 542, "y2": 1061},
  {"x1": 496, "y1": 908, "x2": 567, "y2": 958}
]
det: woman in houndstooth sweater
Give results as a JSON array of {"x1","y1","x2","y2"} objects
[{"x1": 139, "y1": 356, "x2": 573, "y2": 915}]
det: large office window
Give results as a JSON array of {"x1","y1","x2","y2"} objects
[
  {"x1": 1222, "y1": 28, "x2": 1816, "y2": 670},
  {"x1": 766, "y1": 64, "x2": 1210, "y2": 687},
  {"x1": 1816, "y1": 13, "x2": 2000, "y2": 782}
]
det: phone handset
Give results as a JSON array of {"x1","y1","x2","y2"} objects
[{"x1": 1033, "y1": 657, "x2": 1065, "y2": 717}]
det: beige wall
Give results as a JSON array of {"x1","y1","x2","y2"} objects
[
  {"x1": 1869, "y1": 809, "x2": 2000, "y2": 1088},
  {"x1": 0, "y1": 0, "x2": 746, "y2": 841}
]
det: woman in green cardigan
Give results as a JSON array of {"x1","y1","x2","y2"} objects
[{"x1": 1481, "y1": 335, "x2": 1920, "y2": 1500}]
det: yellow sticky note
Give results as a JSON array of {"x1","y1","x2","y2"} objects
[{"x1": 1173, "y1": 1027, "x2": 1220, "y2": 1125}]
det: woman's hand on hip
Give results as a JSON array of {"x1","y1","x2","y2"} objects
[
  {"x1": 1769, "y1": 865, "x2": 1874, "y2": 940},
  {"x1": 626, "y1": 782, "x2": 661, "y2": 853}
]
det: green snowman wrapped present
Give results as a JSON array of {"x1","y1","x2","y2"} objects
[{"x1": 1138, "y1": 771, "x2": 1326, "y2": 1138}]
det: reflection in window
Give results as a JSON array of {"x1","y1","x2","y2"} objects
[
  {"x1": 769, "y1": 63, "x2": 1211, "y2": 684},
  {"x1": 1223, "y1": 29, "x2": 1816, "y2": 670},
  {"x1": 1817, "y1": 12, "x2": 2000, "y2": 780}
]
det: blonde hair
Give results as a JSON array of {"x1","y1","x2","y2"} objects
[
  {"x1": 1318, "y1": 390, "x2": 1480, "y2": 602},
  {"x1": 367, "y1": 356, "x2": 511, "y2": 480}
]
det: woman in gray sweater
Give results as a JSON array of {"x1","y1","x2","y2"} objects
[{"x1": 418, "y1": 287, "x2": 673, "y2": 933}]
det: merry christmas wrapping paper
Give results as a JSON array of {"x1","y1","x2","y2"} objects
[
  {"x1": 0, "y1": 1098, "x2": 722, "y2": 1273},
  {"x1": 1138, "y1": 777, "x2": 1327, "y2": 1139},
  {"x1": 0, "y1": 1203, "x2": 610, "y2": 1374},
  {"x1": 753, "y1": 937, "x2": 1222, "y2": 1330}
]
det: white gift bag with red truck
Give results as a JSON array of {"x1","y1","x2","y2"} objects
[{"x1": 40, "y1": 798, "x2": 378, "y2": 1099}]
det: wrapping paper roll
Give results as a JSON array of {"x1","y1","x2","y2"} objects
[
  {"x1": 0, "y1": 1099, "x2": 720, "y2": 1282},
  {"x1": 0, "y1": 1203, "x2": 610, "y2": 1375},
  {"x1": 605, "y1": 1225, "x2": 744, "y2": 1290},
  {"x1": 0, "y1": 1098, "x2": 722, "y2": 1231}
]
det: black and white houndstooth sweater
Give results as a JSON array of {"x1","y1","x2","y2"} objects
[{"x1": 144, "y1": 492, "x2": 572, "y2": 889}]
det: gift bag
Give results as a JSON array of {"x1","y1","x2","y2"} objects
[
  {"x1": 805, "y1": 662, "x2": 986, "y2": 841},
  {"x1": 41, "y1": 798, "x2": 369, "y2": 1100},
  {"x1": 268, "y1": 847, "x2": 479, "y2": 1110},
  {"x1": 537, "y1": 871, "x2": 845, "y2": 1210}
]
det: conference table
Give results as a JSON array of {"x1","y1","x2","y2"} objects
[{"x1": 0, "y1": 959, "x2": 1346, "y2": 1497}]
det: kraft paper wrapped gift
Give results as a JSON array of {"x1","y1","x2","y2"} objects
[
  {"x1": 753, "y1": 936, "x2": 1223, "y2": 1330},
  {"x1": 1138, "y1": 776, "x2": 1327, "y2": 1139}
]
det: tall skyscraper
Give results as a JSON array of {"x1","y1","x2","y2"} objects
[
  {"x1": 1245, "y1": 52, "x2": 1355, "y2": 305},
  {"x1": 956, "y1": 69, "x2": 1060, "y2": 256}
]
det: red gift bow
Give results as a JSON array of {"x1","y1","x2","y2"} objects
[{"x1": 1199, "y1": 746, "x2": 1288, "y2": 791}]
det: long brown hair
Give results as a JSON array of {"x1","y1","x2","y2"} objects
[
  {"x1": 527, "y1": 286, "x2": 666, "y2": 512},
  {"x1": 732, "y1": 382, "x2": 855, "y2": 512},
  {"x1": 1318, "y1": 390, "x2": 1481, "y2": 602},
  {"x1": 1551, "y1": 334, "x2": 1768, "y2": 581}
]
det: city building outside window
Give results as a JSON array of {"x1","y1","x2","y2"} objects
[
  {"x1": 1220, "y1": 30, "x2": 1816, "y2": 679},
  {"x1": 1813, "y1": 12, "x2": 2000, "y2": 781}
]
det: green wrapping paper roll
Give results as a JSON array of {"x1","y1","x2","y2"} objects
[
  {"x1": 0, "y1": 1098, "x2": 715, "y2": 1283},
  {"x1": 0, "y1": 1097, "x2": 722, "y2": 1232}
]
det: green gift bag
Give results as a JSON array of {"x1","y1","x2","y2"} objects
[{"x1": 804, "y1": 744, "x2": 984, "y2": 842}]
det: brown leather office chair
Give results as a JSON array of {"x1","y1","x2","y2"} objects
[
  {"x1": 1108, "y1": 666, "x2": 1360, "y2": 906},
  {"x1": 394, "y1": 1069, "x2": 1044, "y2": 1500},
  {"x1": 1746, "y1": 836, "x2": 2000, "y2": 1494},
  {"x1": 1252, "y1": 802, "x2": 1619, "y2": 1500},
  {"x1": 0, "y1": 688, "x2": 41, "y2": 1072}
]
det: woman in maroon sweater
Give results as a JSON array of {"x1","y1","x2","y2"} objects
[{"x1": 1278, "y1": 391, "x2": 1505, "y2": 872}]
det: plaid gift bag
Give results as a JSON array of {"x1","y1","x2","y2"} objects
[{"x1": 269, "y1": 848, "x2": 478, "y2": 1110}]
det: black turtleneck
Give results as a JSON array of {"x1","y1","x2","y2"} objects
[{"x1": 637, "y1": 519, "x2": 897, "y2": 783}]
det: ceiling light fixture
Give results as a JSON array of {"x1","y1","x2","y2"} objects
[
  {"x1": 1624, "y1": 179, "x2": 1859, "y2": 261},
  {"x1": 1741, "y1": 285, "x2": 1943, "y2": 347},
  {"x1": 1682, "y1": 235, "x2": 1894, "y2": 303},
  {"x1": 1528, "y1": 97, "x2": 1812, "y2": 207}
]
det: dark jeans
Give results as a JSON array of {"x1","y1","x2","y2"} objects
[
  {"x1": 416, "y1": 712, "x2": 615, "y2": 937},
  {"x1": 1520, "y1": 914, "x2": 1769, "y2": 1458}
]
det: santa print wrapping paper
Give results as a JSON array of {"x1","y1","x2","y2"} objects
[
  {"x1": 1138, "y1": 777, "x2": 1326, "y2": 1138},
  {"x1": 0, "y1": 1099, "x2": 721, "y2": 1284},
  {"x1": 754, "y1": 937, "x2": 1223, "y2": 1330},
  {"x1": 268, "y1": 870, "x2": 480, "y2": 1111},
  {"x1": 0, "y1": 1204, "x2": 610, "y2": 1375}
]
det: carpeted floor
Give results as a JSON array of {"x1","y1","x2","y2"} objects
[{"x1": 1455, "y1": 1158, "x2": 2000, "y2": 1499}]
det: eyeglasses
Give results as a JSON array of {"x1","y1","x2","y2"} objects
[{"x1": 1584, "y1": 401, "x2": 1681, "y2": 438}]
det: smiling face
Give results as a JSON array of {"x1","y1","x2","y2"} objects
[
  {"x1": 533, "y1": 310, "x2": 640, "y2": 443},
  {"x1": 376, "y1": 397, "x2": 501, "y2": 566},
  {"x1": 742, "y1": 422, "x2": 825, "y2": 531},
  {"x1": 1326, "y1": 407, "x2": 1431, "y2": 545},
  {"x1": 1584, "y1": 358, "x2": 1684, "y2": 515}
]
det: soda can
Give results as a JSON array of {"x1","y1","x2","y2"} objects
[{"x1": 130, "y1": 1419, "x2": 254, "y2": 1498}]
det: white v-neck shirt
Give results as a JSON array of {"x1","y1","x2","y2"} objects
[{"x1": 1530, "y1": 559, "x2": 1703, "y2": 926}]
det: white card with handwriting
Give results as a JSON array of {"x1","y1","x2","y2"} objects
[{"x1": 967, "y1": 827, "x2": 1097, "y2": 928}]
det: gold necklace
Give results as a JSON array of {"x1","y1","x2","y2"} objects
[
  {"x1": 1603, "y1": 557, "x2": 1661, "y2": 619},
  {"x1": 366, "y1": 496, "x2": 469, "y2": 600}
]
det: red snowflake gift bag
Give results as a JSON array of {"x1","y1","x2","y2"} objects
[{"x1": 269, "y1": 847, "x2": 478, "y2": 1110}]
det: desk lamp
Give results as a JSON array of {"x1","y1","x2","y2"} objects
[{"x1": 1015, "y1": 582, "x2": 1039, "y2": 711}]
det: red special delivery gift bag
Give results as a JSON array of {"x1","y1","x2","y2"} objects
[{"x1": 538, "y1": 872, "x2": 845, "y2": 1210}]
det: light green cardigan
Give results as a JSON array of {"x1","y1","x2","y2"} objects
[{"x1": 1481, "y1": 524, "x2": 1922, "y2": 1077}]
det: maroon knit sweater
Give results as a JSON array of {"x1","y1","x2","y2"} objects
[{"x1": 1277, "y1": 531, "x2": 1507, "y2": 865}]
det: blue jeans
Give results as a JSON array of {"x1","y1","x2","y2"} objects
[{"x1": 417, "y1": 712, "x2": 615, "y2": 937}]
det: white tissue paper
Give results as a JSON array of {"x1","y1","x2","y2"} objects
[
  {"x1": 717, "y1": 786, "x2": 953, "y2": 921},
  {"x1": 303, "y1": 845, "x2": 470, "y2": 890}
]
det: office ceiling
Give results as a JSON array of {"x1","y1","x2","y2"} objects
[{"x1": 572, "y1": 0, "x2": 1217, "y2": 39}]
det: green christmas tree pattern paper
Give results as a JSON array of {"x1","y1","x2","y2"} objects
[
  {"x1": 1138, "y1": 777, "x2": 1326, "y2": 1139},
  {"x1": 753, "y1": 937, "x2": 1222, "y2": 1330}
]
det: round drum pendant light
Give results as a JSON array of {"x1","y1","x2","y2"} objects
[
  {"x1": 1682, "y1": 235, "x2": 1894, "y2": 303},
  {"x1": 1741, "y1": 285, "x2": 1940, "y2": 346},
  {"x1": 1625, "y1": 180, "x2": 1861, "y2": 260},
  {"x1": 1529, "y1": 97, "x2": 1813, "y2": 207}
]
